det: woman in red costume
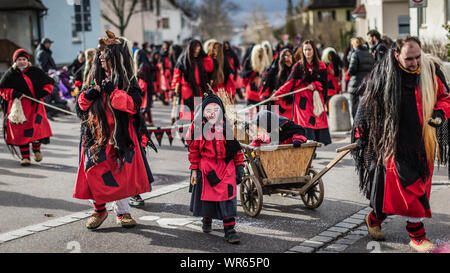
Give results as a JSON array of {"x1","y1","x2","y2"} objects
[
  {"x1": 0, "y1": 49, "x2": 54, "y2": 166},
  {"x1": 171, "y1": 40, "x2": 214, "y2": 124},
  {"x1": 271, "y1": 40, "x2": 331, "y2": 145},
  {"x1": 74, "y1": 31, "x2": 154, "y2": 230},
  {"x1": 207, "y1": 42, "x2": 236, "y2": 100}
]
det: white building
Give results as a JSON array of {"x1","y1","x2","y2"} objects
[
  {"x1": 409, "y1": 0, "x2": 449, "y2": 42},
  {"x1": 101, "y1": 0, "x2": 195, "y2": 46},
  {"x1": 353, "y1": 0, "x2": 410, "y2": 39},
  {"x1": 40, "y1": 0, "x2": 102, "y2": 65},
  {"x1": 156, "y1": 0, "x2": 195, "y2": 44}
]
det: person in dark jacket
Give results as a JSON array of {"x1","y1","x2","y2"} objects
[
  {"x1": 67, "y1": 51, "x2": 86, "y2": 83},
  {"x1": 367, "y1": 30, "x2": 388, "y2": 63},
  {"x1": 348, "y1": 37, "x2": 375, "y2": 119},
  {"x1": 35, "y1": 38, "x2": 57, "y2": 73}
]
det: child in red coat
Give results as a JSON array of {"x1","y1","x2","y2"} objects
[{"x1": 186, "y1": 94, "x2": 244, "y2": 244}]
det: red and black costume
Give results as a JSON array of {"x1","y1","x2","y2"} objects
[
  {"x1": 159, "y1": 45, "x2": 173, "y2": 102},
  {"x1": 0, "y1": 49, "x2": 54, "y2": 161},
  {"x1": 325, "y1": 61, "x2": 342, "y2": 98},
  {"x1": 241, "y1": 56, "x2": 262, "y2": 105},
  {"x1": 208, "y1": 43, "x2": 236, "y2": 100},
  {"x1": 273, "y1": 60, "x2": 331, "y2": 145},
  {"x1": 224, "y1": 41, "x2": 242, "y2": 97},
  {"x1": 186, "y1": 94, "x2": 244, "y2": 243},
  {"x1": 260, "y1": 48, "x2": 294, "y2": 120},
  {"x1": 136, "y1": 48, "x2": 156, "y2": 125},
  {"x1": 75, "y1": 78, "x2": 154, "y2": 204},
  {"x1": 351, "y1": 47, "x2": 450, "y2": 247},
  {"x1": 74, "y1": 35, "x2": 154, "y2": 206},
  {"x1": 171, "y1": 40, "x2": 213, "y2": 123}
]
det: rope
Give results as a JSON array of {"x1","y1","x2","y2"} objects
[
  {"x1": 22, "y1": 95, "x2": 77, "y2": 116},
  {"x1": 237, "y1": 86, "x2": 309, "y2": 113}
]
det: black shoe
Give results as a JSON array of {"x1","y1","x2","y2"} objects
[
  {"x1": 224, "y1": 229, "x2": 240, "y2": 244},
  {"x1": 128, "y1": 195, "x2": 145, "y2": 207},
  {"x1": 202, "y1": 219, "x2": 212, "y2": 233}
]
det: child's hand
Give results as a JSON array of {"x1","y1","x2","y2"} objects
[{"x1": 190, "y1": 169, "x2": 198, "y2": 185}]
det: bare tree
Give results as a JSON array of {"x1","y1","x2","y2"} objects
[
  {"x1": 286, "y1": 0, "x2": 297, "y2": 43},
  {"x1": 195, "y1": 0, "x2": 239, "y2": 41},
  {"x1": 101, "y1": 0, "x2": 141, "y2": 36},
  {"x1": 242, "y1": 4, "x2": 274, "y2": 44}
]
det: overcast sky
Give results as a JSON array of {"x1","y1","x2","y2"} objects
[{"x1": 229, "y1": 0, "x2": 293, "y2": 27}]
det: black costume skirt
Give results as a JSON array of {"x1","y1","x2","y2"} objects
[
  {"x1": 190, "y1": 171, "x2": 237, "y2": 220},
  {"x1": 304, "y1": 128, "x2": 332, "y2": 145}
]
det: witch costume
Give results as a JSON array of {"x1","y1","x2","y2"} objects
[
  {"x1": 0, "y1": 49, "x2": 54, "y2": 166},
  {"x1": 273, "y1": 59, "x2": 331, "y2": 145},
  {"x1": 351, "y1": 41, "x2": 449, "y2": 252},
  {"x1": 74, "y1": 31, "x2": 154, "y2": 229},
  {"x1": 186, "y1": 94, "x2": 244, "y2": 244}
]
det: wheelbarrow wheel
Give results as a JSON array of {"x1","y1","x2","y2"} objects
[
  {"x1": 240, "y1": 175, "x2": 263, "y2": 217},
  {"x1": 301, "y1": 169, "x2": 324, "y2": 209}
]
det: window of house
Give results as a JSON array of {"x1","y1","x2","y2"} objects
[
  {"x1": 346, "y1": 10, "x2": 352, "y2": 21},
  {"x1": 142, "y1": 0, "x2": 154, "y2": 11},
  {"x1": 418, "y1": 7, "x2": 426, "y2": 26},
  {"x1": 71, "y1": 15, "x2": 81, "y2": 43},
  {"x1": 398, "y1": 16, "x2": 410, "y2": 35},
  {"x1": 318, "y1": 11, "x2": 334, "y2": 22},
  {"x1": 162, "y1": 17, "x2": 169, "y2": 29}
]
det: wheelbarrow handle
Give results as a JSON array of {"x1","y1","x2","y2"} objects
[{"x1": 335, "y1": 143, "x2": 358, "y2": 153}]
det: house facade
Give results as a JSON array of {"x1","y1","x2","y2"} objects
[
  {"x1": 100, "y1": 0, "x2": 195, "y2": 46},
  {"x1": 409, "y1": 0, "x2": 449, "y2": 42},
  {"x1": 39, "y1": 0, "x2": 102, "y2": 65},
  {"x1": 0, "y1": 0, "x2": 47, "y2": 70},
  {"x1": 301, "y1": 0, "x2": 356, "y2": 50},
  {"x1": 352, "y1": 0, "x2": 410, "y2": 40}
]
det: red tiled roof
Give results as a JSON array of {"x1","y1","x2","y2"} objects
[{"x1": 353, "y1": 4, "x2": 366, "y2": 14}]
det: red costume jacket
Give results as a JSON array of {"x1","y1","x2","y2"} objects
[
  {"x1": 0, "y1": 66, "x2": 53, "y2": 145},
  {"x1": 274, "y1": 61, "x2": 329, "y2": 130},
  {"x1": 171, "y1": 56, "x2": 214, "y2": 121},
  {"x1": 326, "y1": 63, "x2": 341, "y2": 97},
  {"x1": 382, "y1": 76, "x2": 450, "y2": 218},
  {"x1": 186, "y1": 123, "x2": 244, "y2": 202},
  {"x1": 74, "y1": 88, "x2": 152, "y2": 204}
]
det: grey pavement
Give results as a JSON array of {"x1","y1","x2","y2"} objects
[{"x1": 0, "y1": 98, "x2": 448, "y2": 254}]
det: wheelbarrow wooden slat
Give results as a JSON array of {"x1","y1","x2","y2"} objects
[
  {"x1": 262, "y1": 176, "x2": 309, "y2": 186},
  {"x1": 259, "y1": 146, "x2": 316, "y2": 178}
]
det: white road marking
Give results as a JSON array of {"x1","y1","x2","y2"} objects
[{"x1": 0, "y1": 181, "x2": 189, "y2": 244}]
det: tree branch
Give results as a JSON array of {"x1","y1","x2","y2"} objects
[
  {"x1": 101, "y1": 11, "x2": 121, "y2": 29},
  {"x1": 123, "y1": 0, "x2": 139, "y2": 30}
]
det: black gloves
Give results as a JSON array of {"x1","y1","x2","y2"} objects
[
  {"x1": 84, "y1": 87, "x2": 101, "y2": 101},
  {"x1": 11, "y1": 90, "x2": 23, "y2": 99},
  {"x1": 235, "y1": 165, "x2": 245, "y2": 185},
  {"x1": 102, "y1": 80, "x2": 115, "y2": 95},
  {"x1": 428, "y1": 110, "x2": 445, "y2": 128}
]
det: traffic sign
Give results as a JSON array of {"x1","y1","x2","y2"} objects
[{"x1": 409, "y1": 0, "x2": 427, "y2": 8}]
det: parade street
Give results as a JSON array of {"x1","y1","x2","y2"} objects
[{"x1": 0, "y1": 100, "x2": 448, "y2": 254}]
